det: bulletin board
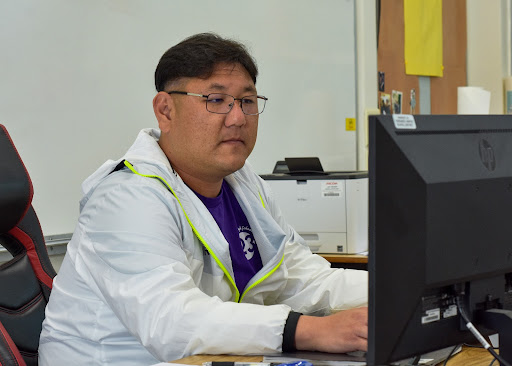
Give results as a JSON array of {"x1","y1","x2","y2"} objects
[{"x1": 377, "y1": 0, "x2": 467, "y2": 115}]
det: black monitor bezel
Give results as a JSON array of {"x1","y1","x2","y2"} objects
[{"x1": 367, "y1": 114, "x2": 512, "y2": 365}]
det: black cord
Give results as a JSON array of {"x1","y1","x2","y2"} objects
[
  {"x1": 456, "y1": 297, "x2": 512, "y2": 366},
  {"x1": 463, "y1": 342, "x2": 499, "y2": 350},
  {"x1": 442, "y1": 344, "x2": 462, "y2": 366},
  {"x1": 489, "y1": 356, "x2": 497, "y2": 366},
  {"x1": 410, "y1": 355, "x2": 421, "y2": 365}
]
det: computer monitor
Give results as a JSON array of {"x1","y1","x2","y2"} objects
[{"x1": 367, "y1": 114, "x2": 512, "y2": 365}]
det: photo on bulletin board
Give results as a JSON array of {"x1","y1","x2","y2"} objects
[
  {"x1": 392, "y1": 90, "x2": 403, "y2": 114},
  {"x1": 378, "y1": 71, "x2": 385, "y2": 92},
  {"x1": 380, "y1": 93, "x2": 391, "y2": 115},
  {"x1": 506, "y1": 90, "x2": 512, "y2": 114},
  {"x1": 410, "y1": 88, "x2": 417, "y2": 114}
]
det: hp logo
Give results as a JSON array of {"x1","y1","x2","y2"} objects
[{"x1": 479, "y1": 139, "x2": 496, "y2": 171}]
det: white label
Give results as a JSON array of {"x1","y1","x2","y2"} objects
[
  {"x1": 421, "y1": 308, "x2": 440, "y2": 324},
  {"x1": 392, "y1": 114, "x2": 417, "y2": 129},
  {"x1": 296, "y1": 182, "x2": 309, "y2": 202},
  {"x1": 321, "y1": 181, "x2": 343, "y2": 198},
  {"x1": 443, "y1": 305, "x2": 458, "y2": 319}
]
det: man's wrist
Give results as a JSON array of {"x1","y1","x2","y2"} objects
[{"x1": 282, "y1": 311, "x2": 302, "y2": 352}]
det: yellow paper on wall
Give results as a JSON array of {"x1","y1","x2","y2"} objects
[
  {"x1": 404, "y1": 0, "x2": 443, "y2": 77},
  {"x1": 345, "y1": 118, "x2": 356, "y2": 131}
]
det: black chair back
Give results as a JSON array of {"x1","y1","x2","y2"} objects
[
  {"x1": 0, "y1": 125, "x2": 56, "y2": 366},
  {"x1": 0, "y1": 319, "x2": 26, "y2": 366}
]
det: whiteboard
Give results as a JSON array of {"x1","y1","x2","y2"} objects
[{"x1": 0, "y1": 0, "x2": 357, "y2": 236}]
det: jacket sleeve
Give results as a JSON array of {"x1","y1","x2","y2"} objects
[
  {"x1": 76, "y1": 172, "x2": 291, "y2": 361},
  {"x1": 255, "y1": 174, "x2": 368, "y2": 315}
]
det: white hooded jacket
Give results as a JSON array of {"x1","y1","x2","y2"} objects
[{"x1": 39, "y1": 128, "x2": 368, "y2": 366}]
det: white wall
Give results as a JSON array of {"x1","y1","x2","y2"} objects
[
  {"x1": 0, "y1": 0, "x2": 359, "y2": 237},
  {"x1": 355, "y1": 0, "x2": 378, "y2": 171},
  {"x1": 466, "y1": 0, "x2": 511, "y2": 113},
  {"x1": 49, "y1": 254, "x2": 65, "y2": 272}
]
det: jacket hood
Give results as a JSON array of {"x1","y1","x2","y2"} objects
[{"x1": 81, "y1": 128, "x2": 170, "y2": 197}]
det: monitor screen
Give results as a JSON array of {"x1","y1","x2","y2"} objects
[{"x1": 367, "y1": 114, "x2": 512, "y2": 365}]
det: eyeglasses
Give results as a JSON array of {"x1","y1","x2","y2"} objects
[{"x1": 167, "y1": 91, "x2": 268, "y2": 115}]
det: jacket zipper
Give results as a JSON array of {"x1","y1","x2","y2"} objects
[{"x1": 121, "y1": 160, "x2": 283, "y2": 303}]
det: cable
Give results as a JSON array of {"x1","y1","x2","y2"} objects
[
  {"x1": 442, "y1": 344, "x2": 462, "y2": 366},
  {"x1": 456, "y1": 296, "x2": 512, "y2": 366},
  {"x1": 410, "y1": 355, "x2": 421, "y2": 365},
  {"x1": 463, "y1": 342, "x2": 499, "y2": 350}
]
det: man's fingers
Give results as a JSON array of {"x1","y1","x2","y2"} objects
[{"x1": 355, "y1": 324, "x2": 368, "y2": 339}]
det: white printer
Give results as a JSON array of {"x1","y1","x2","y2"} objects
[{"x1": 260, "y1": 160, "x2": 368, "y2": 254}]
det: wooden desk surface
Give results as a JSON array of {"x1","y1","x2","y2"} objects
[
  {"x1": 173, "y1": 354, "x2": 262, "y2": 365},
  {"x1": 445, "y1": 345, "x2": 495, "y2": 365},
  {"x1": 318, "y1": 253, "x2": 368, "y2": 264},
  {"x1": 172, "y1": 346, "x2": 493, "y2": 365}
]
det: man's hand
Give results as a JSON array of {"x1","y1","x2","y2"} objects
[{"x1": 294, "y1": 307, "x2": 368, "y2": 353}]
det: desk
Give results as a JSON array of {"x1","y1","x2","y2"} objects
[
  {"x1": 172, "y1": 346, "x2": 494, "y2": 365},
  {"x1": 445, "y1": 345, "x2": 495, "y2": 365},
  {"x1": 319, "y1": 253, "x2": 368, "y2": 270}
]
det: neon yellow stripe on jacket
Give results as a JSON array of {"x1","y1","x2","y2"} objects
[{"x1": 121, "y1": 160, "x2": 283, "y2": 303}]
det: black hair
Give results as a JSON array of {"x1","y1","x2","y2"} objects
[{"x1": 154, "y1": 33, "x2": 258, "y2": 92}]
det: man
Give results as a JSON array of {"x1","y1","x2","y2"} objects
[{"x1": 39, "y1": 33, "x2": 368, "y2": 366}]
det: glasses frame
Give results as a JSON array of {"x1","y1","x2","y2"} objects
[{"x1": 167, "y1": 91, "x2": 268, "y2": 115}]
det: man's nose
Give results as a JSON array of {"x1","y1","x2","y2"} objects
[{"x1": 224, "y1": 100, "x2": 246, "y2": 127}]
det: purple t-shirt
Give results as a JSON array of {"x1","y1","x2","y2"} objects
[{"x1": 194, "y1": 180, "x2": 264, "y2": 293}]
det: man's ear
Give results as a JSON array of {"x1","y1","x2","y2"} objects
[{"x1": 153, "y1": 92, "x2": 173, "y2": 132}]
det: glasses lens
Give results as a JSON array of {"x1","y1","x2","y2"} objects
[
  {"x1": 205, "y1": 94, "x2": 266, "y2": 115},
  {"x1": 241, "y1": 96, "x2": 258, "y2": 115},
  {"x1": 206, "y1": 94, "x2": 233, "y2": 114}
]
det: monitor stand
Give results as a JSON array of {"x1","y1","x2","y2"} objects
[{"x1": 479, "y1": 308, "x2": 512, "y2": 363}]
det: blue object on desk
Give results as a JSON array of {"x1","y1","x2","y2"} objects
[{"x1": 276, "y1": 361, "x2": 313, "y2": 366}]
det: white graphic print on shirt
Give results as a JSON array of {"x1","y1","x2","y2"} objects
[{"x1": 239, "y1": 226, "x2": 255, "y2": 260}]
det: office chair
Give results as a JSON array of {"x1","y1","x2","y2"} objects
[
  {"x1": 0, "y1": 124, "x2": 57, "y2": 366},
  {"x1": 0, "y1": 320, "x2": 26, "y2": 366}
]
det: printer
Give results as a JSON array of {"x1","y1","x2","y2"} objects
[{"x1": 260, "y1": 158, "x2": 368, "y2": 254}]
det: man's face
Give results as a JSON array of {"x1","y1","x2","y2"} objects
[{"x1": 159, "y1": 63, "x2": 259, "y2": 185}]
